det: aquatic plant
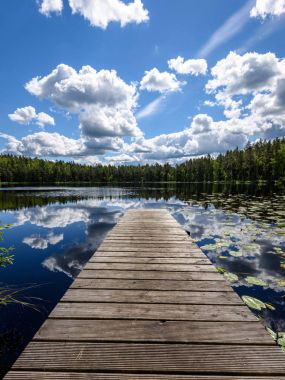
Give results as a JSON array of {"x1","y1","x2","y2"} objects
[
  {"x1": 0, "y1": 286, "x2": 42, "y2": 311},
  {"x1": 242, "y1": 295, "x2": 267, "y2": 311},
  {"x1": 267, "y1": 328, "x2": 285, "y2": 352},
  {"x1": 245, "y1": 276, "x2": 268, "y2": 287},
  {"x1": 0, "y1": 224, "x2": 14, "y2": 268},
  {"x1": 224, "y1": 272, "x2": 239, "y2": 283}
]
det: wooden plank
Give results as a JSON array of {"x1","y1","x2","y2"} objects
[
  {"x1": 6, "y1": 373, "x2": 285, "y2": 380},
  {"x1": 93, "y1": 250, "x2": 204, "y2": 261},
  {"x1": 111, "y1": 228, "x2": 189, "y2": 233},
  {"x1": 116, "y1": 224, "x2": 183, "y2": 228},
  {"x1": 34, "y1": 319, "x2": 272, "y2": 344},
  {"x1": 84, "y1": 262, "x2": 217, "y2": 272},
  {"x1": 119, "y1": 222, "x2": 178, "y2": 224},
  {"x1": 118, "y1": 215, "x2": 174, "y2": 219},
  {"x1": 61, "y1": 289, "x2": 243, "y2": 305},
  {"x1": 123, "y1": 210, "x2": 168, "y2": 213},
  {"x1": 11, "y1": 342, "x2": 285, "y2": 374},
  {"x1": 78, "y1": 269, "x2": 223, "y2": 280},
  {"x1": 118, "y1": 221, "x2": 177, "y2": 223},
  {"x1": 50, "y1": 302, "x2": 257, "y2": 321},
  {"x1": 70, "y1": 278, "x2": 233, "y2": 291},
  {"x1": 96, "y1": 247, "x2": 203, "y2": 253},
  {"x1": 109, "y1": 231, "x2": 188, "y2": 236},
  {"x1": 104, "y1": 237, "x2": 190, "y2": 242},
  {"x1": 98, "y1": 244, "x2": 200, "y2": 250},
  {"x1": 89, "y1": 257, "x2": 211, "y2": 264},
  {"x1": 109, "y1": 235, "x2": 190, "y2": 239}
]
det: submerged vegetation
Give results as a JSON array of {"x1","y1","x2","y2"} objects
[
  {"x1": 193, "y1": 196, "x2": 285, "y2": 350},
  {"x1": 0, "y1": 138, "x2": 285, "y2": 183},
  {"x1": 0, "y1": 225, "x2": 13, "y2": 268},
  {"x1": 0, "y1": 225, "x2": 40, "y2": 311},
  {"x1": 0, "y1": 286, "x2": 41, "y2": 310}
]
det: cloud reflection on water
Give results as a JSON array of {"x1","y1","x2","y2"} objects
[{"x1": 2, "y1": 186, "x2": 285, "y2": 332}]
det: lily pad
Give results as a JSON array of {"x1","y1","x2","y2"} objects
[
  {"x1": 200, "y1": 243, "x2": 216, "y2": 250},
  {"x1": 266, "y1": 327, "x2": 277, "y2": 341},
  {"x1": 245, "y1": 276, "x2": 268, "y2": 287},
  {"x1": 242, "y1": 295, "x2": 267, "y2": 311},
  {"x1": 229, "y1": 250, "x2": 242, "y2": 257},
  {"x1": 277, "y1": 333, "x2": 285, "y2": 349},
  {"x1": 224, "y1": 272, "x2": 238, "y2": 283},
  {"x1": 265, "y1": 303, "x2": 276, "y2": 311},
  {"x1": 274, "y1": 247, "x2": 283, "y2": 252}
]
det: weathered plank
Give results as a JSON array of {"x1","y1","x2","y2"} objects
[
  {"x1": 109, "y1": 231, "x2": 188, "y2": 236},
  {"x1": 78, "y1": 269, "x2": 223, "y2": 280},
  {"x1": 99, "y1": 242, "x2": 198, "y2": 248},
  {"x1": 70, "y1": 278, "x2": 233, "y2": 291},
  {"x1": 84, "y1": 262, "x2": 217, "y2": 272},
  {"x1": 95, "y1": 247, "x2": 202, "y2": 257},
  {"x1": 61, "y1": 289, "x2": 243, "y2": 305},
  {"x1": 35, "y1": 319, "x2": 272, "y2": 344},
  {"x1": 111, "y1": 228, "x2": 189, "y2": 234},
  {"x1": 95, "y1": 249, "x2": 204, "y2": 257},
  {"x1": 11, "y1": 342, "x2": 285, "y2": 374},
  {"x1": 90, "y1": 257, "x2": 211, "y2": 264},
  {"x1": 50, "y1": 302, "x2": 257, "y2": 321},
  {"x1": 104, "y1": 237, "x2": 191, "y2": 242},
  {"x1": 6, "y1": 373, "x2": 285, "y2": 380}
]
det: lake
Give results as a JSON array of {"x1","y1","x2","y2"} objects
[{"x1": 0, "y1": 183, "x2": 285, "y2": 375}]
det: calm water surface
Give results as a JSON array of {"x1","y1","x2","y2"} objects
[{"x1": 0, "y1": 184, "x2": 285, "y2": 374}]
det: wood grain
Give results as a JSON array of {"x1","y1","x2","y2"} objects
[
  {"x1": 70, "y1": 278, "x2": 233, "y2": 291},
  {"x1": 61, "y1": 288, "x2": 243, "y2": 305},
  {"x1": 50, "y1": 302, "x2": 257, "y2": 321},
  {"x1": 78, "y1": 269, "x2": 223, "y2": 280},
  {"x1": 35, "y1": 319, "x2": 272, "y2": 344},
  {"x1": 12, "y1": 342, "x2": 285, "y2": 374},
  {"x1": 84, "y1": 262, "x2": 217, "y2": 272},
  {"x1": 89, "y1": 257, "x2": 211, "y2": 264},
  {"x1": 6, "y1": 373, "x2": 285, "y2": 380}
]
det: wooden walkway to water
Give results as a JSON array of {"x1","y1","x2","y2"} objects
[{"x1": 5, "y1": 209, "x2": 285, "y2": 379}]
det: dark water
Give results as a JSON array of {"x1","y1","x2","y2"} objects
[{"x1": 0, "y1": 183, "x2": 285, "y2": 375}]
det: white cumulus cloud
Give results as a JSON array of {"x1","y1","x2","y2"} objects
[
  {"x1": 68, "y1": 0, "x2": 149, "y2": 29},
  {"x1": 8, "y1": 106, "x2": 55, "y2": 127},
  {"x1": 0, "y1": 131, "x2": 125, "y2": 157},
  {"x1": 250, "y1": 0, "x2": 285, "y2": 18},
  {"x1": 39, "y1": 0, "x2": 63, "y2": 15},
  {"x1": 39, "y1": 0, "x2": 149, "y2": 29},
  {"x1": 1, "y1": 131, "x2": 82, "y2": 157},
  {"x1": 25, "y1": 64, "x2": 141, "y2": 138},
  {"x1": 191, "y1": 114, "x2": 213, "y2": 134},
  {"x1": 168, "y1": 56, "x2": 207, "y2": 76},
  {"x1": 140, "y1": 68, "x2": 185, "y2": 94},
  {"x1": 106, "y1": 153, "x2": 139, "y2": 164},
  {"x1": 4, "y1": 50, "x2": 285, "y2": 164},
  {"x1": 124, "y1": 116, "x2": 248, "y2": 162},
  {"x1": 206, "y1": 51, "x2": 280, "y2": 95},
  {"x1": 205, "y1": 51, "x2": 285, "y2": 134}
]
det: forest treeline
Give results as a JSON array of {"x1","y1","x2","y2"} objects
[{"x1": 0, "y1": 138, "x2": 285, "y2": 183}]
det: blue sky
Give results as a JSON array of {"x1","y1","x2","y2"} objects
[{"x1": 1, "y1": 0, "x2": 285, "y2": 164}]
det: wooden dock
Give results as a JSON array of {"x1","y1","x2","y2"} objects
[{"x1": 5, "y1": 209, "x2": 285, "y2": 379}]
